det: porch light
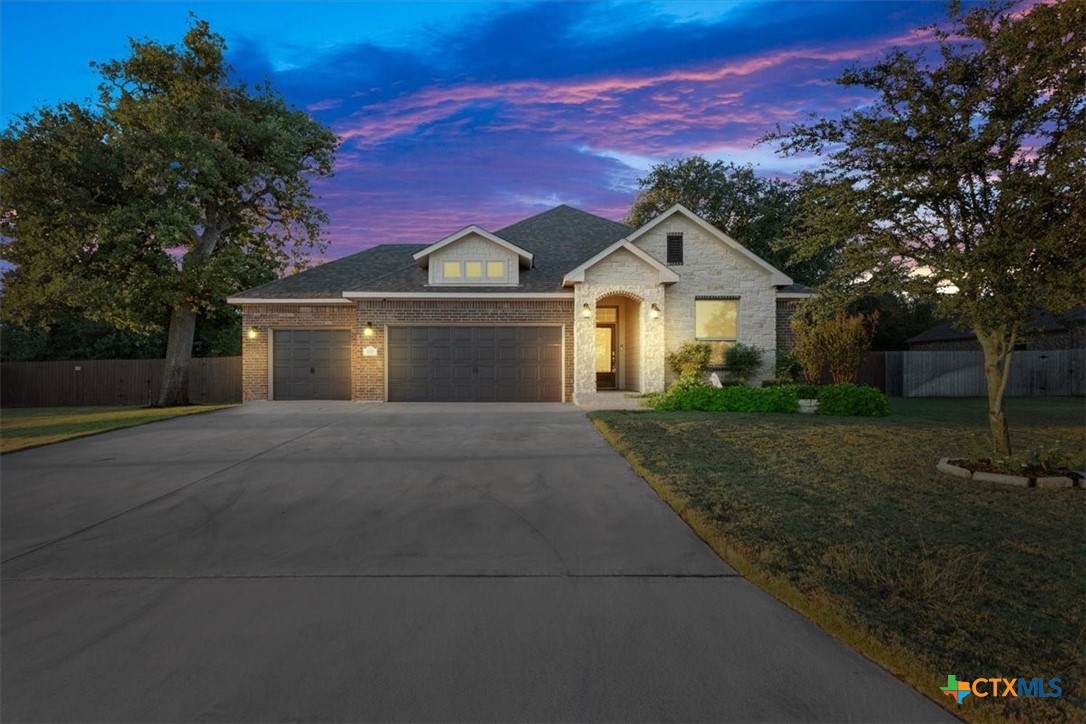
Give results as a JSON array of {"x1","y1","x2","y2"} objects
[
  {"x1": 581, "y1": 303, "x2": 592, "y2": 318},
  {"x1": 364, "y1": 322, "x2": 375, "y2": 337},
  {"x1": 649, "y1": 303, "x2": 661, "y2": 319},
  {"x1": 247, "y1": 327, "x2": 259, "y2": 339}
]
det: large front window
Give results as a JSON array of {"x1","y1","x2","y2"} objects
[{"x1": 695, "y1": 298, "x2": 738, "y2": 366}]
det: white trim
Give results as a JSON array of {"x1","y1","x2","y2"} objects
[
  {"x1": 776, "y1": 291, "x2": 816, "y2": 299},
  {"x1": 626, "y1": 204, "x2": 793, "y2": 286},
  {"x1": 411, "y1": 225, "x2": 533, "y2": 267},
  {"x1": 228, "y1": 297, "x2": 352, "y2": 305},
  {"x1": 343, "y1": 291, "x2": 572, "y2": 300},
  {"x1": 562, "y1": 240, "x2": 681, "y2": 286}
]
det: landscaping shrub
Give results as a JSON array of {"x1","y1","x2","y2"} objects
[
  {"x1": 665, "y1": 342, "x2": 711, "y2": 377},
  {"x1": 774, "y1": 350, "x2": 803, "y2": 383},
  {"x1": 816, "y1": 383, "x2": 890, "y2": 417},
  {"x1": 647, "y1": 381, "x2": 890, "y2": 416},
  {"x1": 652, "y1": 383, "x2": 800, "y2": 413},
  {"x1": 723, "y1": 343, "x2": 764, "y2": 383},
  {"x1": 791, "y1": 310, "x2": 879, "y2": 383}
]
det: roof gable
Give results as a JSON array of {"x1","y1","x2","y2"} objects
[
  {"x1": 626, "y1": 204, "x2": 792, "y2": 286},
  {"x1": 562, "y1": 239, "x2": 680, "y2": 286},
  {"x1": 412, "y1": 225, "x2": 532, "y2": 267}
]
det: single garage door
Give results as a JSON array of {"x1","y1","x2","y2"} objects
[
  {"x1": 388, "y1": 326, "x2": 562, "y2": 402},
  {"x1": 273, "y1": 329, "x2": 351, "y2": 400}
]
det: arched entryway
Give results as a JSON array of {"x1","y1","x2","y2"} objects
[{"x1": 594, "y1": 292, "x2": 643, "y2": 392}]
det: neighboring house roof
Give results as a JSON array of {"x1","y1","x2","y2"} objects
[
  {"x1": 412, "y1": 225, "x2": 533, "y2": 267},
  {"x1": 907, "y1": 306, "x2": 1086, "y2": 345},
  {"x1": 776, "y1": 283, "x2": 817, "y2": 297}
]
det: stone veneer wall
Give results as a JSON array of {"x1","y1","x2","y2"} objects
[
  {"x1": 630, "y1": 216, "x2": 777, "y2": 384},
  {"x1": 240, "y1": 304, "x2": 360, "y2": 401},
  {"x1": 574, "y1": 248, "x2": 667, "y2": 400},
  {"x1": 353, "y1": 299, "x2": 574, "y2": 401}
]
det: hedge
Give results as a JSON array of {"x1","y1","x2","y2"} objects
[{"x1": 648, "y1": 382, "x2": 889, "y2": 416}]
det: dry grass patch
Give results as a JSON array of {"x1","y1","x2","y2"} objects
[
  {"x1": 1, "y1": 405, "x2": 236, "y2": 453},
  {"x1": 592, "y1": 397, "x2": 1085, "y2": 723}
]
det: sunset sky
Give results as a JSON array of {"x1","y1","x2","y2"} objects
[{"x1": 3, "y1": 1, "x2": 963, "y2": 257}]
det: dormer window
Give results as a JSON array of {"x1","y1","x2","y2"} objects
[
  {"x1": 443, "y1": 261, "x2": 462, "y2": 278},
  {"x1": 487, "y1": 261, "x2": 505, "y2": 279},
  {"x1": 667, "y1": 233, "x2": 683, "y2": 265},
  {"x1": 465, "y1": 261, "x2": 483, "y2": 279}
]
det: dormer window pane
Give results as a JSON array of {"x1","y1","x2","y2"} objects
[
  {"x1": 487, "y1": 261, "x2": 505, "y2": 278},
  {"x1": 465, "y1": 261, "x2": 483, "y2": 278},
  {"x1": 443, "y1": 261, "x2": 461, "y2": 278}
]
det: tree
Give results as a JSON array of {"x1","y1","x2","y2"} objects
[
  {"x1": 0, "y1": 18, "x2": 338, "y2": 405},
  {"x1": 626, "y1": 157, "x2": 835, "y2": 285},
  {"x1": 769, "y1": 0, "x2": 1085, "y2": 454}
]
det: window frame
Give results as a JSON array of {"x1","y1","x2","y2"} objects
[
  {"x1": 465, "y1": 261, "x2": 483, "y2": 279},
  {"x1": 694, "y1": 297, "x2": 739, "y2": 368},
  {"x1": 443, "y1": 261, "x2": 462, "y2": 279},
  {"x1": 486, "y1": 260, "x2": 505, "y2": 279}
]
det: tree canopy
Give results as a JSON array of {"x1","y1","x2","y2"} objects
[
  {"x1": 769, "y1": 0, "x2": 1085, "y2": 454},
  {"x1": 0, "y1": 17, "x2": 339, "y2": 404}
]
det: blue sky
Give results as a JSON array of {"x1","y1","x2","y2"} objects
[{"x1": 2, "y1": 1, "x2": 975, "y2": 256}]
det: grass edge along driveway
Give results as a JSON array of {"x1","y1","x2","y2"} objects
[
  {"x1": 591, "y1": 397, "x2": 1084, "y2": 724},
  {"x1": 1, "y1": 404, "x2": 237, "y2": 454}
]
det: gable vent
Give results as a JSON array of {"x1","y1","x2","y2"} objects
[{"x1": 666, "y1": 233, "x2": 683, "y2": 265}]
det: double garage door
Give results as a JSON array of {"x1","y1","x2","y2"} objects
[{"x1": 388, "y1": 326, "x2": 563, "y2": 402}]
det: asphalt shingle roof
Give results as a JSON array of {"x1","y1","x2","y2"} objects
[
  {"x1": 236, "y1": 205, "x2": 633, "y2": 298},
  {"x1": 907, "y1": 306, "x2": 1086, "y2": 345}
]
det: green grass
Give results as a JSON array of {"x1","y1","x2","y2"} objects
[
  {"x1": 592, "y1": 397, "x2": 1085, "y2": 723},
  {"x1": 0, "y1": 404, "x2": 236, "y2": 453}
]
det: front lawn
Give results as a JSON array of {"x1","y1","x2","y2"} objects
[
  {"x1": 0, "y1": 404, "x2": 236, "y2": 453},
  {"x1": 592, "y1": 397, "x2": 1085, "y2": 723}
]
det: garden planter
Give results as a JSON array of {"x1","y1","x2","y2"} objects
[
  {"x1": 798, "y1": 399, "x2": 819, "y2": 414},
  {"x1": 936, "y1": 458, "x2": 1080, "y2": 489}
]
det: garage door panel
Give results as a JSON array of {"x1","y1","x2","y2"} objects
[
  {"x1": 273, "y1": 329, "x2": 351, "y2": 400},
  {"x1": 388, "y1": 326, "x2": 562, "y2": 402}
]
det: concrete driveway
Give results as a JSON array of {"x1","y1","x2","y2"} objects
[{"x1": 2, "y1": 402, "x2": 950, "y2": 722}]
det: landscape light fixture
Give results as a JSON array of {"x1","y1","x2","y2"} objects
[
  {"x1": 364, "y1": 322, "x2": 375, "y2": 337},
  {"x1": 649, "y1": 303, "x2": 660, "y2": 318},
  {"x1": 582, "y1": 303, "x2": 592, "y2": 318}
]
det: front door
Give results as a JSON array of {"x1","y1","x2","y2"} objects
[{"x1": 595, "y1": 323, "x2": 617, "y2": 390}]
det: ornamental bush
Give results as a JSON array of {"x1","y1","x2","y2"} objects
[
  {"x1": 724, "y1": 343, "x2": 765, "y2": 384},
  {"x1": 647, "y1": 382, "x2": 890, "y2": 416},
  {"x1": 816, "y1": 383, "x2": 890, "y2": 417}
]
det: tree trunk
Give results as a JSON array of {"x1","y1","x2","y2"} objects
[
  {"x1": 976, "y1": 328, "x2": 1015, "y2": 457},
  {"x1": 157, "y1": 303, "x2": 198, "y2": 407}
]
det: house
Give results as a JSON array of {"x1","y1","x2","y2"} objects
[
  {"x1": 907, "y1": 307, "x2": 1086, "y2": 351},
  {"x1": 227, "y1": 204, "x2": 814, "y2": 402}
]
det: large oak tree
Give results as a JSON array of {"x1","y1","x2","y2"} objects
[
  {"x1": 1, "y1": 18, "x2": 338, "y2": 405},
  {"x1": 769, "y1": 0, "x2": 1085, "y2": 455}
]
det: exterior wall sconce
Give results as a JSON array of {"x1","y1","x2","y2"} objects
[
  {"x1": 247, "y1": 327, "x2": 259, "y2": 339},
  {"x1": 364, "y1": 322, "x2": 375, "y2": 337},
  {"x1": 649, "y1": 303, "x2": 661, "y2": 319},
  {"x1": 581, "y1": 303, "x2": 592, "y2": 318}
]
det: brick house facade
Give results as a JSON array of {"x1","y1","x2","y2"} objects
[{"x1": 230, "y1": 205, "x2": 814, "y2": 403}]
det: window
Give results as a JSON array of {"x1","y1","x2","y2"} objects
[
  {"x1": 487, "y1": 261, "x2": 505, "y2": 279},
  {"x1": 695, "y1": 298, "x2": 738, "y2": 366},
  {"x1": 443, "y1": 261, "x2": 462, "y2": 279},
  {"x1": 667, "y1": 233, "x2": 683, "y2": 265},
  {"x1": 465, "y1": 261, "x2": 483, "y2": 279}
]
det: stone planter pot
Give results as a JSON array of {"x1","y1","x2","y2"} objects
[{"x1": 798, "y1": 399, "x2": 819, "y2": 414}]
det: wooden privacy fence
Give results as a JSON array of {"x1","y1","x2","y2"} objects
[
  {"x1": 0, "y1": 357, "x2": 241, "y2": 407},
  {"x1": 848, "y1": 350, "x2": 1084, "y2": 397}
]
